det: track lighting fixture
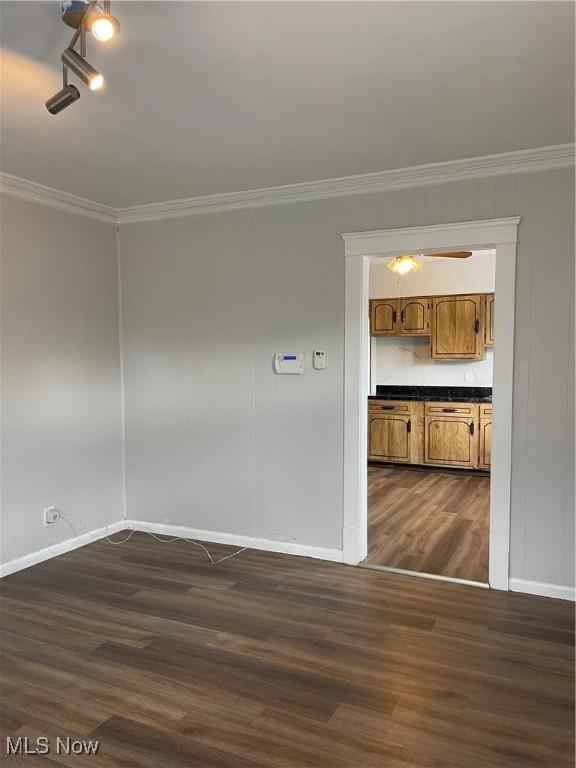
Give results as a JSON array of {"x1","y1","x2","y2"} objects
[
  {"x1": 45, "y1": 84, "x2": 81, "y2": 114},
  {"x1": 91, "y1": 12, "x2": 120, "y2": 42},
  {"x1": 46, "y1": 0, "x2": 119, "y2": 114},
  {"x1": 61, "y1": 47, "x2": 103, "y2": 91}
]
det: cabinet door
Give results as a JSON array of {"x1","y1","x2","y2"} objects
[
  {"x1": 484, "y1": 294, "x2": 495, "y2": 346},
  {"x1": 368, "y1": 414, "x2": 413, "y2": 463},
  {"x1": 479, "y1": 417, "x2": 492, "y2": 469},
  {"x1": 399, "y1": 297, "x2": 429, "y2": 336},
  {"x1": 431, "y1": 295, "x2": 485, "y2": 360},
  {"x1": 370, "y1": 299, "x2": 398, "y2": 336},
  {"x1": 424, "y1": 414, "x2": 479, "y2": 468}
]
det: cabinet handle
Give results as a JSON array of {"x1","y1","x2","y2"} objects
[
  {"x1": 392, "y1": 310, "x2": 397, "y2": 322},
  {"x1": 474, "y1": 319, "x2": 480, "y2": 334},
  {"x1": 401, "y1": 309, "x2": 405, "y2": 324},
  {"x1": 469, "y1": 421, "x2": 475, "y2": 436},
  {"x1": 407, "y1": 419, "x2": 412, "y2": 433},
  {"x1": 380, "y1": 405, "x2": 394, "y2": 410},
  {"x1": 442, "y1": 407, "x2": 457, "y2": 413}
]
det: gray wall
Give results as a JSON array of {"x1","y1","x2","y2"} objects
[
  {"x1": 1, "y1": 196, "x2": 123, "y2": 564},
  {"x1": 119, "y1": 167, "x2": 575, "y2": 588}
]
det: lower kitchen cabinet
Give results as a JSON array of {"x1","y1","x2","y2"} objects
[
  {"x1": 424, "y1": 415, "x2": 479, "y2": 469},
  {"x1": 368, "y1": 399, "x2": 489, "y2": 471},
  {"x1": 479, "y1": 404, "x2": 492, "y2": 470},
  {"x1": 368, "y1": 401, "x2": 422, "y2": 464}
]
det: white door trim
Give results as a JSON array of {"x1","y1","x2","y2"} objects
[{"x1": 342, "y1": 217, "x2": 520, "y2": 591}]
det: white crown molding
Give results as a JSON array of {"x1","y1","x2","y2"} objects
[
  {"x1": 1, "y1": 144, "x2": 574, "y2": 225},
  {"x1": 0, "y1": 172, "x2": 117, "y2": 224},
  {"x1": 117, "y1": 143, "x2": 575, "y2": 223}
]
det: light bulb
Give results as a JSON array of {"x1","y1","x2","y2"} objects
[
  {"x1": 387, "y1": 255, "x2": 422, "y2": 275},
  {"x1": 91, "y1": 15, "x2": 120, "y2": 42},
  {"x1": 89, "y1": 73, "x2": 104, "y2": 91}
]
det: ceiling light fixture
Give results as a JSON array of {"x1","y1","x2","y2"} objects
[
  {"x1": 46, "y1": 0, "x2": 119, "y2": 114},
  {"x1": 387, "y1": 255, "x2": 423, "y2": 275}
]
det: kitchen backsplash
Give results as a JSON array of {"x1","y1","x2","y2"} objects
[{"x1": 372, "y1": 335, "x2": 493, "y2": 388}]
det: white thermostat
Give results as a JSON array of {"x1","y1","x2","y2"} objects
[
  {"x1": 313, "y1": 350, "x2": 326, "y2": 370},
  {"x1": 274, "y1": 353, "x2": 304, "y2": 374}
]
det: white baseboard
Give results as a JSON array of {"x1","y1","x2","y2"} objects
[
  {"x1": 0, "y1": 520, "x2": 126, "y2": 578},
  {"x1": 5, "y1": 522, "x2": 571, "y2": 601},
  {"x1": 509, "y1": 578, "x2": 575, "y2": 601},
  {"x1": 342, "y1": 525, "x2": 363, "y2": 565},
  {"x1": 125, "y1": 519, "x2": 344, "y2": 563}
]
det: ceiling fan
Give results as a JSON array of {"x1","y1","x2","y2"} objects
[{"x1": 387, "y1": 251, "x2": 472, "y2": 275}]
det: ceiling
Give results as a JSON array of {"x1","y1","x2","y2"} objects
[{"x1": 1, "y1": 2, "x2": 574, "y2": 207}]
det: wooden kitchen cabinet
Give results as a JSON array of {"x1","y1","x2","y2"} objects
[
  {"x1": 370, "y1": 293, "x2": 492, "y2": 355},
  {"x1": 430, "y1": 294, "x2": 485, "y2": 360},
  {"x1": 484, "y1": 294, "x2": 495, "y2": 346},
  {"x1": 369, "y1": 399, "x2": 490, "y2": 471},
  {"x1": 424, "y1": 402, "x2": 479, "y2": 469},
  {"x1": 370, "y1": 298, "x2": 398, "y2": 336},
  {"x1": 368, "y1": 401, "x2": 423, "y2": 464},
  {"x1": 398, "y1": 296, "x2": 429, "y2": 336},
  {"x1": 479, "y1": 404, "x2": 492, "y2": 470}
]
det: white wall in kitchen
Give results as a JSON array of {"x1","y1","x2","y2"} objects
[
  {"x1": 369, "y1": 250, "x2": 495, "y2": 298},
  {"x1": 373, "y1": 338, "x2": 493, "y2": 387}
]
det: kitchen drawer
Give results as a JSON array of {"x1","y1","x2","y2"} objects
[
  {"x1": 368, "y1": 400, "x2": 414, "y2": 415},
  {"x1": 480, "y1": 404, "x2": 492, "y2": 417},
  {"x1": 424, "y1": 402, "x2": 478, "y2": 417}
]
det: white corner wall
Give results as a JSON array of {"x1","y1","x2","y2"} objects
[
  {"x1": 119, "y1": 167, "x2": 575, "y2": 591},
  {"x1": 0, "y1": 166, "x2": 573, "y2": 595},
  {"x1": 0, "y1": 196, "x2": 123, "y2": 568}
]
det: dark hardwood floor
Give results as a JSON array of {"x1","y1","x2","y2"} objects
[
  {"x1": 367, "y1": 464, "x2": 490, "y2": 581},
  {"x1": 0, "y1": 533, "x2": 573, "y2": 767}
]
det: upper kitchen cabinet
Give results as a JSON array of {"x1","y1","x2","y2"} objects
[
  {"x1": 370, "y1": 298, "x2": 398, "y2": 335},
  {"x1": 484, "y1": 293, "x2": 495, "y2": 346},
  {"x1": 398, "y1": 296, "x2": 429, "y2": 336},
  {"x1": 430, "y1": 294, "x2": 485, "y2": 360}
]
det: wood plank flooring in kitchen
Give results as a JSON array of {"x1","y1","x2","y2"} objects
[
  {"x1": 366, "y1": 464, "x2": 490, "y2": 581},
  {"x1": 0, "y1": 533, "x2": 573, "y2": 767}
]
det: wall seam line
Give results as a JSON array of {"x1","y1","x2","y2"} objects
[{"x1": 116, "y1": 225, "x2": 127, "y2": 523}]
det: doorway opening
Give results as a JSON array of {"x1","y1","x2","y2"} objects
[
  {"x1": 342, "y1": 218, "x2": 520, "y2": 590},
  {"x1": 366, "y1": 250, "x2": 494, "y2": 584}
]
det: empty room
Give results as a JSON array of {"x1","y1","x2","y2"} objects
[{"x1": 0, "y1": 2, "x2": 574, "y2": 767}]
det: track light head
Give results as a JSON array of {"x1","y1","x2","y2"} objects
[
  {"x1": 61, "y1": 47, "x2": 104, "y2": 91},
  {"x1": 45, "y1": 84, "x2": 81, "y2": 114},
  {"x1": 91, "y1": 14, "x2": 120, "y2": 41}
]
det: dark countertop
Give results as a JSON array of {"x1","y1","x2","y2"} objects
[{"x1": 368, "y1": 385, "x2": 492, "y2": 403}]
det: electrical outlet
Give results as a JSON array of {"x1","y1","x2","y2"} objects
[
  {"x1": 464, "y1": 371, "x2": 475, "y2": 384},
  {"x1": 43, "y1": 506, "x2": 59, "y2": 526}
]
